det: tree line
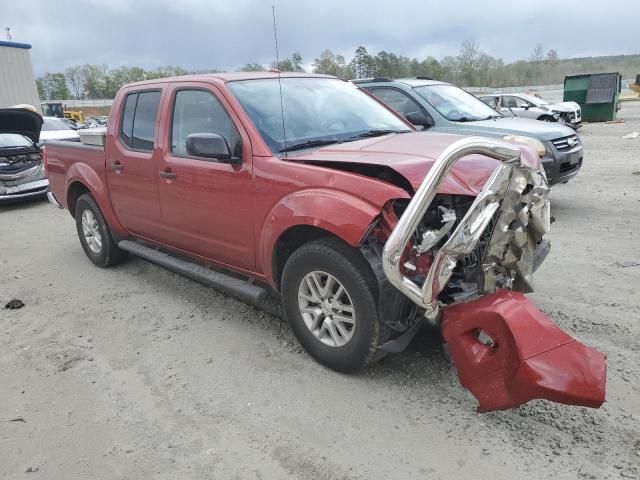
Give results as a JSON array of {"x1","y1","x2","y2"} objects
[{"x1": 36, "y1": 40, "x2": 640, "y2": 100}]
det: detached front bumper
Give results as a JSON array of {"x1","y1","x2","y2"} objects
[
  {"x1": 442, "y1": 290, "x2": 606, "y2": 412},
  {"x1": 381, "y1": 137, "x2": 606, "y2": 411}
]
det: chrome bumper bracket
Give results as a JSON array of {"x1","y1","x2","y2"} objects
[{"x1": 382, "y1": 137, "x2": 550, "y2": 322}]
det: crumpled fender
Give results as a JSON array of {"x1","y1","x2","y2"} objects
[
  {"x1": 258, "y1": 185, "x2": 408, "y2": 288},
  {"x1": 441, "y1": 289, "x2": 607, "y2": 412}
]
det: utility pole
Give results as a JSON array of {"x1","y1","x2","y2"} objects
[{"x1": 5, "y1": 27, "x2": 11, "y2": 41}]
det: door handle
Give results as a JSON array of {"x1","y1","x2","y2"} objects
[
  {"x1": 159, "y1": 171, "x2": 177, "y2": 180},
  {"x1": 110, "y1": 162, "x2": 124, "y2": 171}
]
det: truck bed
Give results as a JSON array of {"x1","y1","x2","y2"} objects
[{"x1": 45, "y1": 140, "x2": 106, "y2": 210}]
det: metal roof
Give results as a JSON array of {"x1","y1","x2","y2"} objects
[
  {"x1": 0, "y1": 40, "x2": 32, "y2": 50},
  {"x1": 394, "y1": 78, "x2": 447, "y2": 87},
  {"x1": 352, "y1": 77, "x2": 447, "y2": 87},
  {"x1": 119, "y1": 71, "x2": 338, "y2": 89}
]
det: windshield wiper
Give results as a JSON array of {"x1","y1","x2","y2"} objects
[
  {"x1": 278, "y1": 139, "x2": 341, "y2": 153},
  {"x1": 344, "y1": 129, "x2": 411, "y2": 142},
  {"x1": 452, "y1": 117, "x2": 479, "y2": 123}
]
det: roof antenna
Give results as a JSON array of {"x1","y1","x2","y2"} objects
[{"x1": 272, "y1": 5, "x2": 288, "y2": 155}]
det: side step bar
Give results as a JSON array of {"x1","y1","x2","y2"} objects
[{"x1": 118, "y1": 240, "x2": 269, "y2": 305}]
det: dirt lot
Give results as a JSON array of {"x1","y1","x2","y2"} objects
[{"x1": 1, "y1": 104, "x2": 639, "y2": 480}]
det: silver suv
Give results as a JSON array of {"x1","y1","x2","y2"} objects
[{"x1": 355, "y1": 77, "x2": 583, "y2": 185}]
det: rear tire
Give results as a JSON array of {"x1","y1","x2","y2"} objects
[
  {"x1": 75, "y1": 193, "x2": 128, "y2": 268},
  {"x1": 281, "y1": 237, "x2": 383, "y2": 372}
]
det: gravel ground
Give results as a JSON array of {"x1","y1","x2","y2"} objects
[{"x1": 1, "y1": 103, "x2": 639, "y2": 479}]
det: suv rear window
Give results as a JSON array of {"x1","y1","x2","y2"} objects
[{"x1": 119, "y1": 90, "x2": 161, "y2": 151}]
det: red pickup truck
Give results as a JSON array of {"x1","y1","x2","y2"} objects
[{"x1": 46, "y1": 72, "x2": 606, "y2": 411}]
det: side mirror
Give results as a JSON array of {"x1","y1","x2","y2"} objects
[
  {"x1": 185, "y1": 133, "x2": 235, "y2": 162},
  {"x1": 405, "y1": 111, "x2": 435, "y2": 128},
  {"x1": 523, "y1": 104, "x2": 531, "y2": 110}
]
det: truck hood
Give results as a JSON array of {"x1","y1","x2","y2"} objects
[
  {"x1": 446, "y1": 116, "x2": 576, "y2": 141},
  {"x1": 0, "y1": 108, "x2": 43, "y2": 144},
  {"x1": 286, "y1": 132, "x2": 539, "y2": 196}
]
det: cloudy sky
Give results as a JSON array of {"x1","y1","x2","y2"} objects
[{"x1": 2, "y1": 0, "x2": 637, "y2": 75}]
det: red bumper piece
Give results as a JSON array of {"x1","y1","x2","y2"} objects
[{"x1": 441, "y1": 289, "x2": 607, "y2": 412}]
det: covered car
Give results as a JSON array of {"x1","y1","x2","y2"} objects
[{"x1": 40, "y1": 116, "x2": 80, "y2": 142}]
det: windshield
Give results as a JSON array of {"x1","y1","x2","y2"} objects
[
  {"x1": 520, "y1": 93, "x2": 549, "y2": 106},
  {"x1": 0, "y1": 133, "x2": 33, "y2": 148},
  {"x1": 42, "y1": 117, "x2": 72, "y2": 131},
  {"x1": 228, "y1": 78, "x2": 411, "y2": 153},
  {"x1": 414, "y1": 84, "x2": 501, "y2": 122}
]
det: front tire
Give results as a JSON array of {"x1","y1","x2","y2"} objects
[
  {"x1": 281, "y1": 237, "x2": 382, "y2": 372},
  {"x1": 75, "y1": 193, "x2": 128, "y2": 268},
  {"x1": 538, "y1": 115, "x2": 556, "y2": 122}
]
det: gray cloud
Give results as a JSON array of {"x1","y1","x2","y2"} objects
[{"x1": 2, "y1": 0, "x2": 636, "y2": 75}]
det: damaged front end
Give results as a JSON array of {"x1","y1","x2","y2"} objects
[{"x1": 369, "y1": 136, "x2": 606, "y2": 412}]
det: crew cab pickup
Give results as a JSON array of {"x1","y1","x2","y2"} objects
[{"x1": 46, "y1": 73, "x2": 606, "y2": 412}]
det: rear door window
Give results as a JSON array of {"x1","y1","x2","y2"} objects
[
  {"x1": 119, "y1": 90, "x2": 161, "y2": 151},
  {"x1": 132, "y1": 91, "x2": 161, "y2": 150}
]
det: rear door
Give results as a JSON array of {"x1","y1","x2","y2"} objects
[
  {"x1": 155, "y1": 82, "x2": 255, "y2": 271},
  {"x1": 107, "y1": 89, "x2": 164, "y2": 239}
]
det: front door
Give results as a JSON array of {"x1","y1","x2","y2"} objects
[
  {"x1": 502, "y1": 95, "x2": 536, "y2": 119},
  {"x1": 156, "y1": 84, "x2": 254, "y2": 271},
  {"x1": 106, "y1": 89, "x2": 164, "y2": 238}
]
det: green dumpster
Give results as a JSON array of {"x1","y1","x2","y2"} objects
[{"x1": 564, "y1": 73, "x2": 622, "y2": 122}]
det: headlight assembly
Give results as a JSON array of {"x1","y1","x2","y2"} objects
[{"x1": 502, "y1": 135, "x2": 546, "y2": 157}]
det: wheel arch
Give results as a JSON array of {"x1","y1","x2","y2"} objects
[
  {"x1": 272, "y1": 225, "x2": 349, "y2": 291},
  {"x1": 261, "y1": 188, "x2": 387, "y2": 290},
  {"x1": 66, "y1": 181, "x2": 90, "y2": 217},
  {"x1": 64, "y1": 163, "x2": 127, "y2": 237}
]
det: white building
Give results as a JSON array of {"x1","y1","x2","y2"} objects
[{"x1": 0, "y1": 40, "x2": 41, "y2": 111}]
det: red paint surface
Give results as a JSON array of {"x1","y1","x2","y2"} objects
[
  {"x1": 48, "y1": 73, "x2": 512, "y2": 286},
  {"x1": 441, "y1": 289, "x2": 607, "y2": 412},
  {"x1": 45, "y1": 74, "x2": 606, "y2": 410}
]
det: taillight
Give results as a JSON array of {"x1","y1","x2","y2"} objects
[{"x1": 42, "y1": 147, "x2": 48, "y2": 173}]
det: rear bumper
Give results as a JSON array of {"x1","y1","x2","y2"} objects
[
  {"x1": 47, "y1": 191, "x2": 63, "y2": 208},
  {"x1": 0, "y1": 178, "x2": 49, "y2": 202}
]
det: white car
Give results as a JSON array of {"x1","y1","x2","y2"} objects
[
  {"x1": 480, "y1": 93, "x2": 582, "y2": 129},
  {"x1": 39, "y1": 116, "x2": 80, "y2": 143}
]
